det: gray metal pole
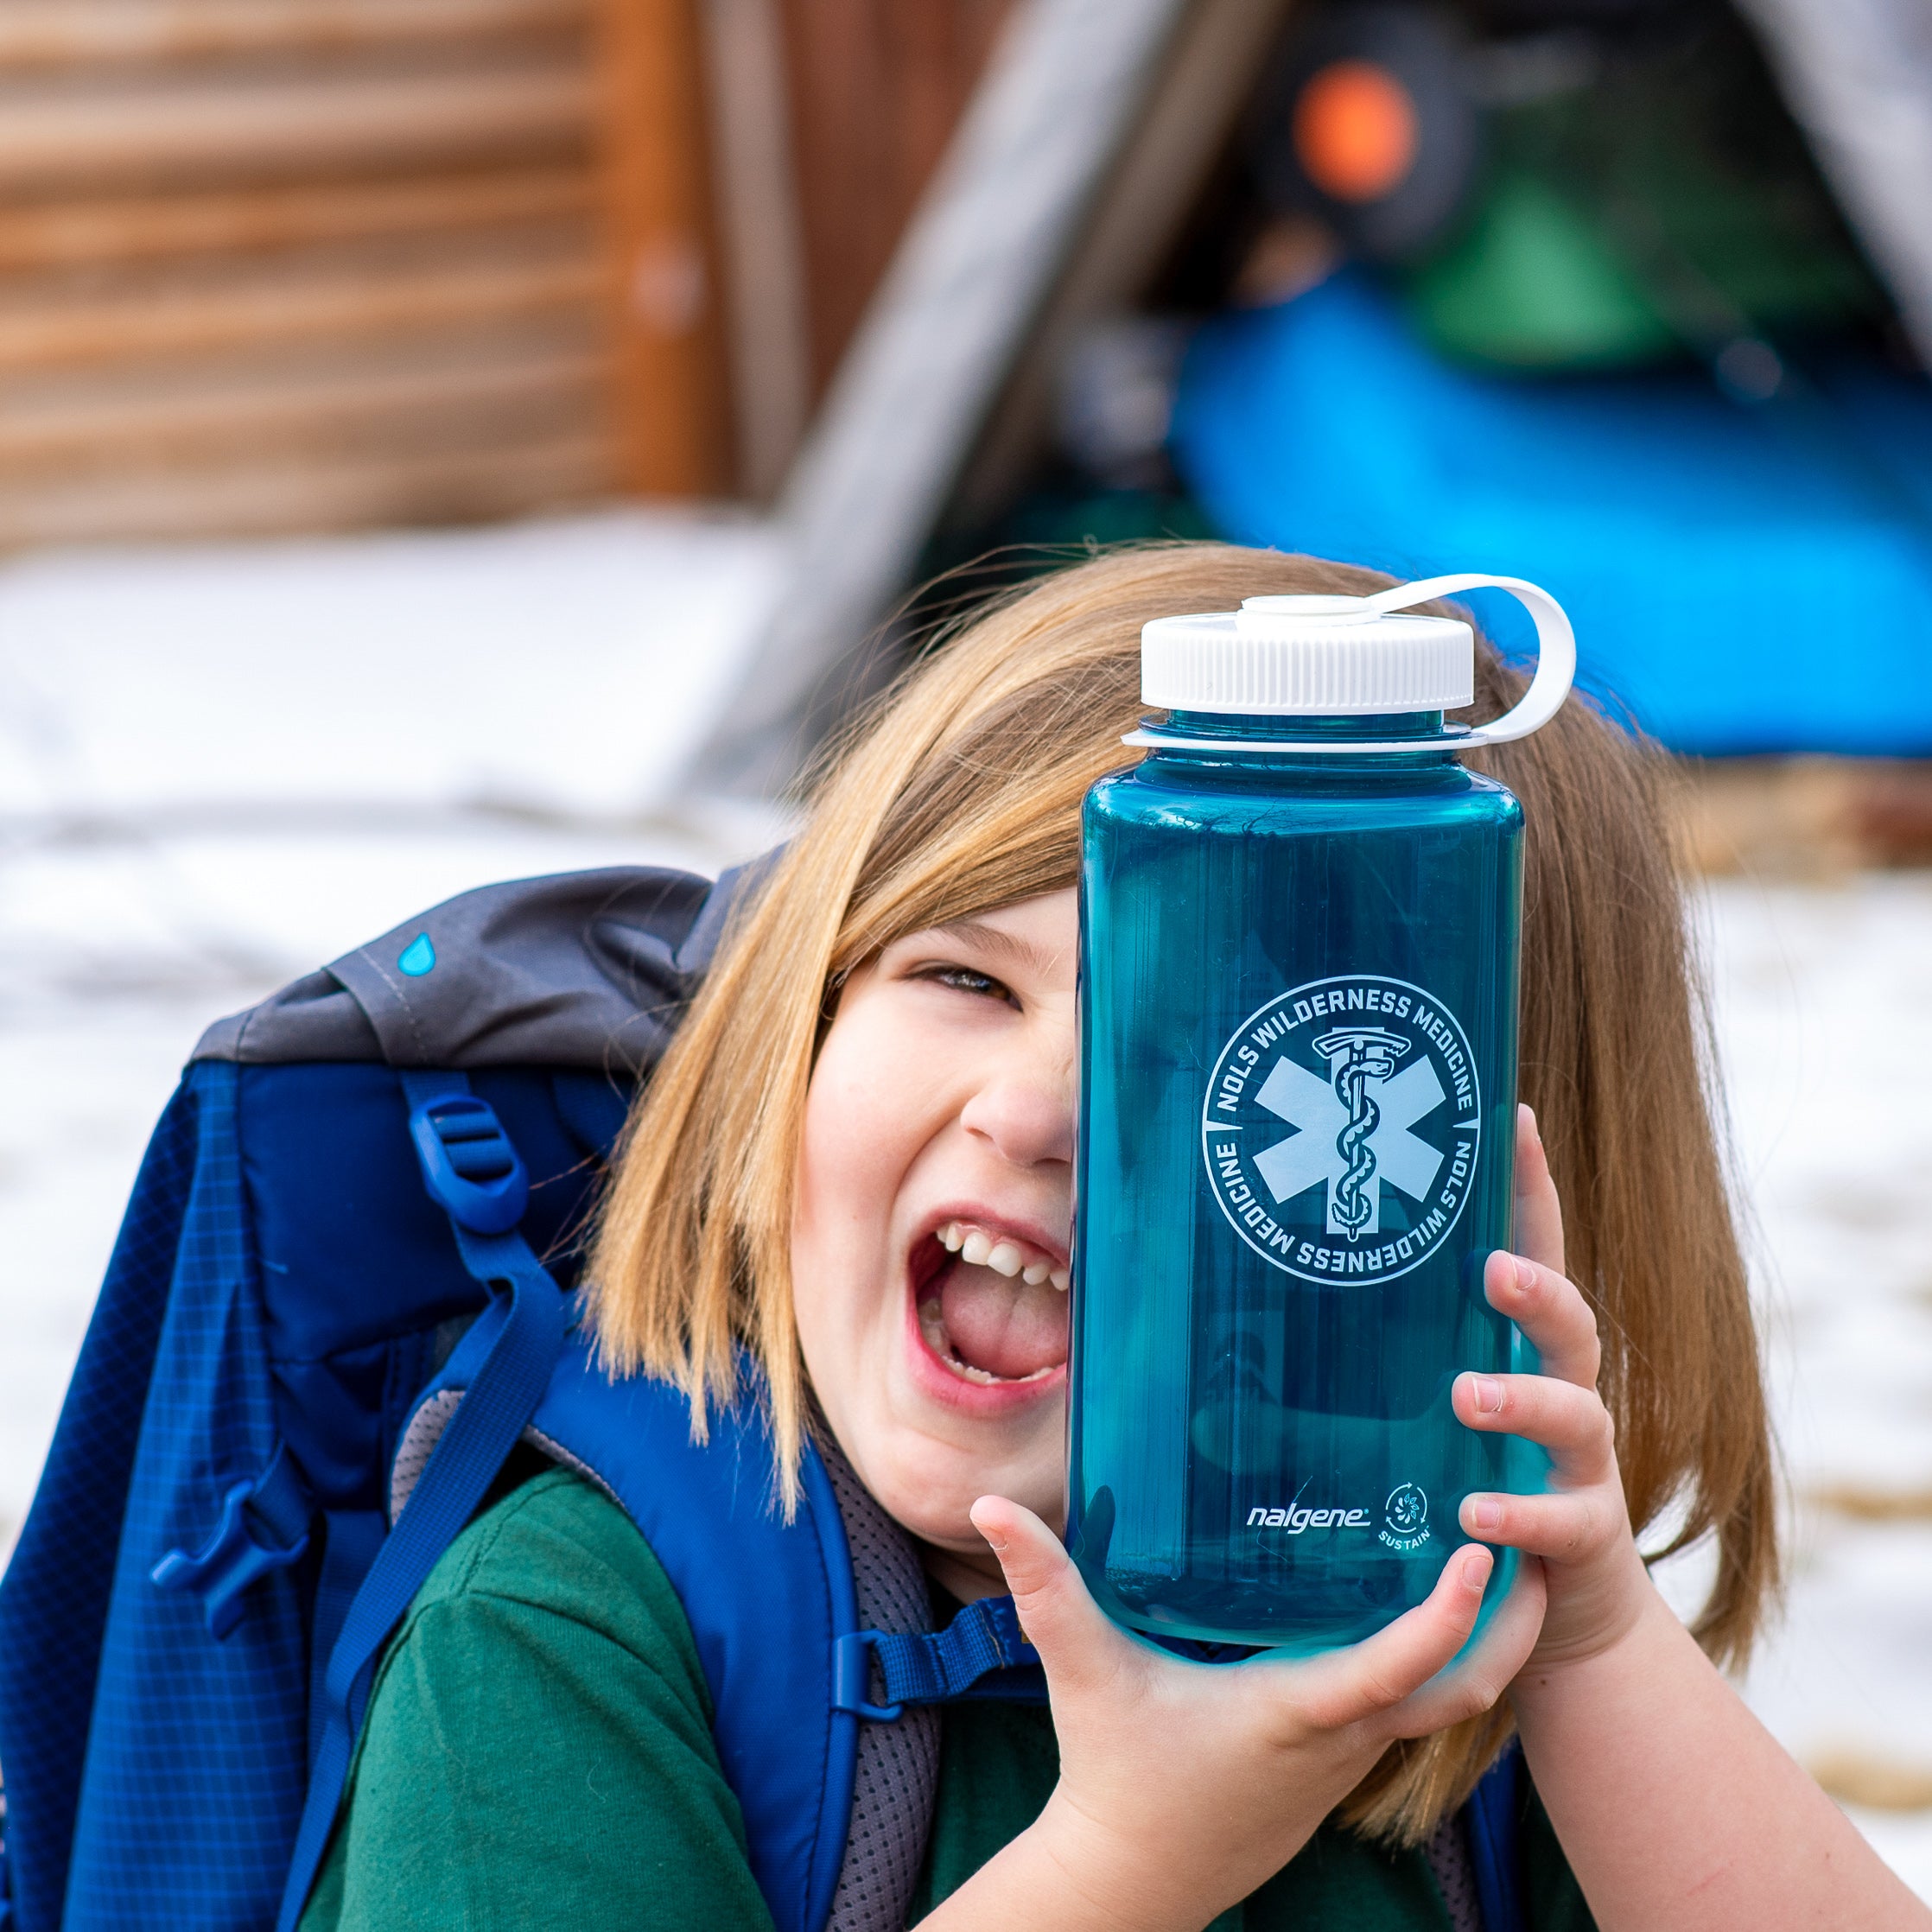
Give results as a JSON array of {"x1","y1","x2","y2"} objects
[{"x1": 1734, "y1": 0, "x2": 1932, "y2": 368}]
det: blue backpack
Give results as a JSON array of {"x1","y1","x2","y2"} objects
[{"x1": 0, "y1": 864, "x2": 1527, "y2": 1932}]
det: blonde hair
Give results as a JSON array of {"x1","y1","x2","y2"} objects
[{"x1": 586, "y1": 543, "x2": 1776, "y2": 1840}]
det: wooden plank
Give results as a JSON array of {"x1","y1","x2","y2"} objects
[
  {"x1": 778, "y1": 0, "x2": 1017, "y2": 400},
  {"x1": 0, "y1": 168, "x2": 594, "y2": 273},
  {"x1": 1678, "y1": 755, "x2": 1932, "y2": 875},
  {"x1": 699, "y1": 0, "x2": 810, "y2": 499},
  {"x1": 0, "y1": 435, "x2": 617, "y2": 550},
  {"x1": 0, "y1": 60, "x2": 594, "y2": 194},
  {"x1": 0, "y1": 341, "x2": 607, "y2": 470},
  {"x1": 594, "y1": 0, "x2": 733, "y2": 494},
  {"x1": 0, "y1": 0, "x2": 587, "y2": 69},
  {"x1": 0, "y1": 243, "x2": 601, "y2": 372}
]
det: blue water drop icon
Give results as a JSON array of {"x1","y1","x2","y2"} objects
[{"x1": 397, "y1": 932, "x2": 436, "y2": 977}]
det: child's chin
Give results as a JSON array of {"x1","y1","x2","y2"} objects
[{"x1": 867, "y1": 1408, "x2": 1065, "y2": 1548}]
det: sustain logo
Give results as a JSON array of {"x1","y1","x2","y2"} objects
[
  {"x1": 1380, "y1": 1482, "x2": 1432, "y2": 1552},
  {"x1": 1202, "y1": 974, "x2": 1478, "y2": 1285}
]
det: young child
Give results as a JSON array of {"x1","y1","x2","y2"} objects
[{"x1": 301, "y1": 545, "x2": 1928, "y2": 1930}]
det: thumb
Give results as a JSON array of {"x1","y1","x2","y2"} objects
[{"x1": 970, "y1": 1496, "x2": 1132, "y2": 1694}]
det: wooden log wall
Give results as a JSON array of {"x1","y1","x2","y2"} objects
[
  {"x1": 779, "y1": 0, "x2": 1017, "y2": 405},
  {"x1": 0, "y1": 0, "x2": 1013, "y2": 548}
]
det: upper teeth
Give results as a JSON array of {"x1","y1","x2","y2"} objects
[{"x1": 934, "y1": 1220, "x2": 1069, "y2": 1291}]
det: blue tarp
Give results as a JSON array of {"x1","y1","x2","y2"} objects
[{"x1": 1171, "y1": 272, "x2": 1932, "y2": 755}]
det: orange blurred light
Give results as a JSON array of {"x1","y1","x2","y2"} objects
[{"x1": 1292, "y1": 60, "x2": 1419, "y2": 203}]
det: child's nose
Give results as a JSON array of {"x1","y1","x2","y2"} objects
[{"x1": 959, "y1": 1065, "x2": 1074, "y2": 1170}]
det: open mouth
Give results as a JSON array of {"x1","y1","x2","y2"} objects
[{"x1": 911, "y1": 1218, "x2": 1070, "y2": 1388}]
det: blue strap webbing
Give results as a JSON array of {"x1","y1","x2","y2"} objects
[
  {"x1": 304, "y1": 1510, "x2": 385, "y2": 1773},
  {"x1": 836, "y1": 1594, "x2": 1043, "y2": 1719},
  {"x1": 274, "y1": 1072, "x2": 566, "y2": 1932},
  {"x1": 1466, "y1": 1740, "x2": 1527, "y2": 1932}
]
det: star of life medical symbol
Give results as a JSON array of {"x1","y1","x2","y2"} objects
[{"x1": 1201, "y1": 974, "x2": 1480, "y2": 1285}]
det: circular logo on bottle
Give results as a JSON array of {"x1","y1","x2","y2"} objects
[
  {"x1": 1201, "y1": 974, "x2": 1480, "y2": 1284},
  {"x1": 1381, "y1": 1482, "x2": 1433, "y2": 1552},
  {"x1": 1384, "y1": 1483, "x2": 1429, "y2": 1535}
]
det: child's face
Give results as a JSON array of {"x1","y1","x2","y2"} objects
[{"x1": 792, "y1": 888, "x2": 1076, "y2": 1594}]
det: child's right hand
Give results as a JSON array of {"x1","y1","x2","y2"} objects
[{"x1": 934, "y1": 1499, "x2": 1547, "y2": 1932}]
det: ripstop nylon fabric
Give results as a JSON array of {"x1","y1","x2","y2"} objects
[
  {"x1": 67, "y1": 1061, "x2": 312, "y2": 1929},
  {"x1": 0, "y1": 1084, "x2": 201, "y2": 1932}
]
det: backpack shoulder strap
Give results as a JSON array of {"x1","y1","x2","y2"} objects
[
  {"x1": 519, "y1": 1344, "x2": 1045, "y2": 1932},
  {"x1": 1465, "y1": 1740, "x2": 1528, "y2": 1932},
  {"x1": 384, "y1": 1307, "x2": 1052, "y2": 1932},
  {"x1": 276, "y1": 1071, "x2": 569, "y2": 1932},
  {"x1": 519, "y1": 1337, "x2": 858, "y2": 1932}
]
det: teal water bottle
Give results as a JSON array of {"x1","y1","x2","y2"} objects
[{"x1": 1069, "y1": 575, "x2": 1575, "y2": 1652}]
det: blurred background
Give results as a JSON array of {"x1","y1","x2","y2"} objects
[{"x1": 2, "y1": 0, "x2": 1930, "y2": 1897}]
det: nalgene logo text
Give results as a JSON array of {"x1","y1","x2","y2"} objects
[{"x1": 1246, "y1": 1503, "x2": 1372, "y2": 1533}]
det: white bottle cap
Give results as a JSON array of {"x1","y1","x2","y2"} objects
[
  {"x1": 1134, "y1": 573, "x2": 1576, "y2": 750},
  {"x1": 1143, "y1": 596, "x2": 1472, "y2": 715}
]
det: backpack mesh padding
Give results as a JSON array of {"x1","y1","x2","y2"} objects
[
  {"x1": 1426, "y1": 1807, "x2": 1484, "y2": 1932},
  {"x1": 821, "y1": 1443, "x2": 941, "y2": 1932}
]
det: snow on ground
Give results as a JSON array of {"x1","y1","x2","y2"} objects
[
  {"x1": 1692, "y1": 873, "x2": 1932, "y2": 1897},
  {"x1": 1, "y1": 516, "x2": 1929, "y2": 1891},
  {"x1": 0, "y1": 507, "x2": 786, "y2": 824}
]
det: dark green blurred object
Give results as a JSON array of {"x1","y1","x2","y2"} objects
[
  {"x1": 1000, "y1": 486, "x2": 1217, "y2": 549},
  {"x1": 1402, "y1": 15, "x2": 1887, "y2": 369}
]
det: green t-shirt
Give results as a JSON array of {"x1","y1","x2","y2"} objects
[{"x1": 299, "y1": 1469, "x2": 1593, "y2": 1931}]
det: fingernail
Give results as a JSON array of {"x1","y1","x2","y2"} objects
[
  {"x1": 969, "y1": 1503, "x2": 1007, "y2": 1553},
  {"x1": 1513, "y1": 1256, "x2": 1536, "y2": 1294},
  {"x1": 1460, "y1": 1548, "x2": 1490, "y2": 1588},
  {"x1": 1471, "y1": 1375, "x2": 1505, "y2": 1414},
  {"x1": 1520, "y1": 1103, "x2": 1540, "y2": 1140},
  {"x1": 1470, "y1": 1499, "x2": 1503, "y2": 1531}
]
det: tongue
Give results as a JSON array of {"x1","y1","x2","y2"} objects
[{"x1": 937, "y1": 1259, "x2": 1068, "y2": 1380}]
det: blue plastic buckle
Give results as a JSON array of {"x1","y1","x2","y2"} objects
[
  {"x1": 408, "y1": 1092, "x2": 530, "y2": 1235},
  {"x1": 152, "y1": 1478, "x2": 311, "y2": 1640},
  {"x1": 832, "y1": 1630, "x2": 904, "y2": 1722}
]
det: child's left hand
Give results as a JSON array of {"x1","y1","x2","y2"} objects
[{"x1": 1452, "y1": 1104, "x2": 1655, "y2": 1669}]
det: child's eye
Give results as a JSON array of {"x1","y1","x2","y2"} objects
[{"x1": 916, "y1": 964, "x2": 1019, "y2": 1007}]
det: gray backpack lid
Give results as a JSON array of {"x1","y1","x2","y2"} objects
[{"x1": 193, "y1": 859, "x2": 773, "y2": 1072}]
